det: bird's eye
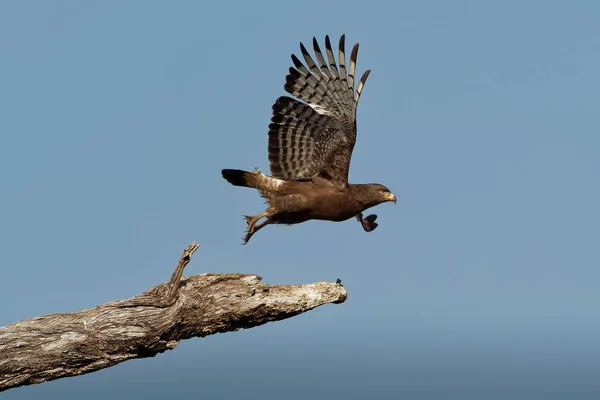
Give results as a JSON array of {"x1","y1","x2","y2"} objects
[{"x1": 379, "y1": 189, "x2": 387, "y2": 195}]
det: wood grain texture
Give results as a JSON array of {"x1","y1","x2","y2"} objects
[{"x1": 0, "y1": 243, "x2": 347, "y2": 392}]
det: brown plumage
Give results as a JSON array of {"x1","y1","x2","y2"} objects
[{"x1": 222, "y1": 34, "x2": 396, "y2": 244}]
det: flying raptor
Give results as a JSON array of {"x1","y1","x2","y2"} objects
[{"x1": 222, "y1": 34, "x2": 396, "y2": 244}]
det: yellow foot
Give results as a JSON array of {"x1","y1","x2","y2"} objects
[
  {"x1": 241, "y1": 212, "x2": 270, "y2": 245},
  {"x1": 242, "y1": 215, "x2": 258, "y2": 245}
]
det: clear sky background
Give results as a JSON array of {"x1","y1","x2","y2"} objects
[{"x1": 1, "y1": 1, "x2": 599, "y2": 399}]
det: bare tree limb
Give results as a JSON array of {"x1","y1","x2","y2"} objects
[{"x1": 0, "y1": 242, "x2": 347, "y2": 392}]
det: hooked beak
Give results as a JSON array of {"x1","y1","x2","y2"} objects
[{"x1": 385, "y1": 192, "x2": 397, "y2": 204}]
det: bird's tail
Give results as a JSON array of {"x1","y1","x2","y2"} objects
[
  {"x1": 221, "y1": 169, "x2": 260, "y2": 188},
  {"x1": 221, "y1": 168, "x2": 285, "y2": 193}
]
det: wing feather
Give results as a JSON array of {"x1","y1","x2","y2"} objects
[{"x1": 269, "y1": 35, "x2": 371, "y2": 185}]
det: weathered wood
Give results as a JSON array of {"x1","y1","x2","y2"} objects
[{"x1": 0, "y1": 243, "x2": 347, "y2": 392}]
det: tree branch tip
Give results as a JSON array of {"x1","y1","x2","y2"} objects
[
  {"x1": 183, "y1": 242, "x2": 200, "y2": 257},
  {"x1": 333, "y1": 287, "x2": 348, "y2": 304}
]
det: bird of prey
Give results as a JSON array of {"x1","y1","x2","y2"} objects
[{"x1": 222, "y1": 34, "x2": 396, "y2": 244}]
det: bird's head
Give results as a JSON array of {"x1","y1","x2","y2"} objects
[
  {"x1": 356, "y1": 183, "x2": 397, "y2": 207},
  {"x1": 374, "y1": 184, "x2": 397, "y2": 204}
]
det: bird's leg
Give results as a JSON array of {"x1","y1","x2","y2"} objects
[
  {"x1": 242, "y1": 218, "x2": 272, "y2": 245},
  {"x1": 244, "y1": 211, "x2": 268, "y2": 232},
  {"x1": 242, "y1": 210, "x2": 271, "y2": 245},
  {"x1": 356, "y1": 213, "x2": 378, "y2": 232}
]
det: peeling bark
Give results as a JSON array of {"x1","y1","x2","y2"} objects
[{"x1": 0, "y1": 243, "x2": 347, "y2": 392}]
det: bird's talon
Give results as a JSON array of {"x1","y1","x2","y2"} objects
[{"x1": 361, "y1": 214, "x2": 379, "y2": 232}]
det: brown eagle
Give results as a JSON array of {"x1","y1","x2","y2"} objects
[{"x1": 222, "y1": 34, "x2": 396, "y2": 244}]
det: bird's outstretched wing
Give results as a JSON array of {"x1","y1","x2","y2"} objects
[{"x1": 268, "y1": 34, "x2": 371, "y2": 186}]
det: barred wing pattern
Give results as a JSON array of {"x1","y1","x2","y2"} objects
[{"x1": 268, "y1": 34, "x2": 371, "y2": 186}]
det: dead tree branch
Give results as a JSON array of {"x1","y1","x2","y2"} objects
[{"x1": 0, "y1": 242, "x2": 347, "y2": 392}]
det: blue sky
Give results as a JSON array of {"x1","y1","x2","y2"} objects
[{"x1": 1, "y1": 1, "x2": 599, "y2": 398}]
